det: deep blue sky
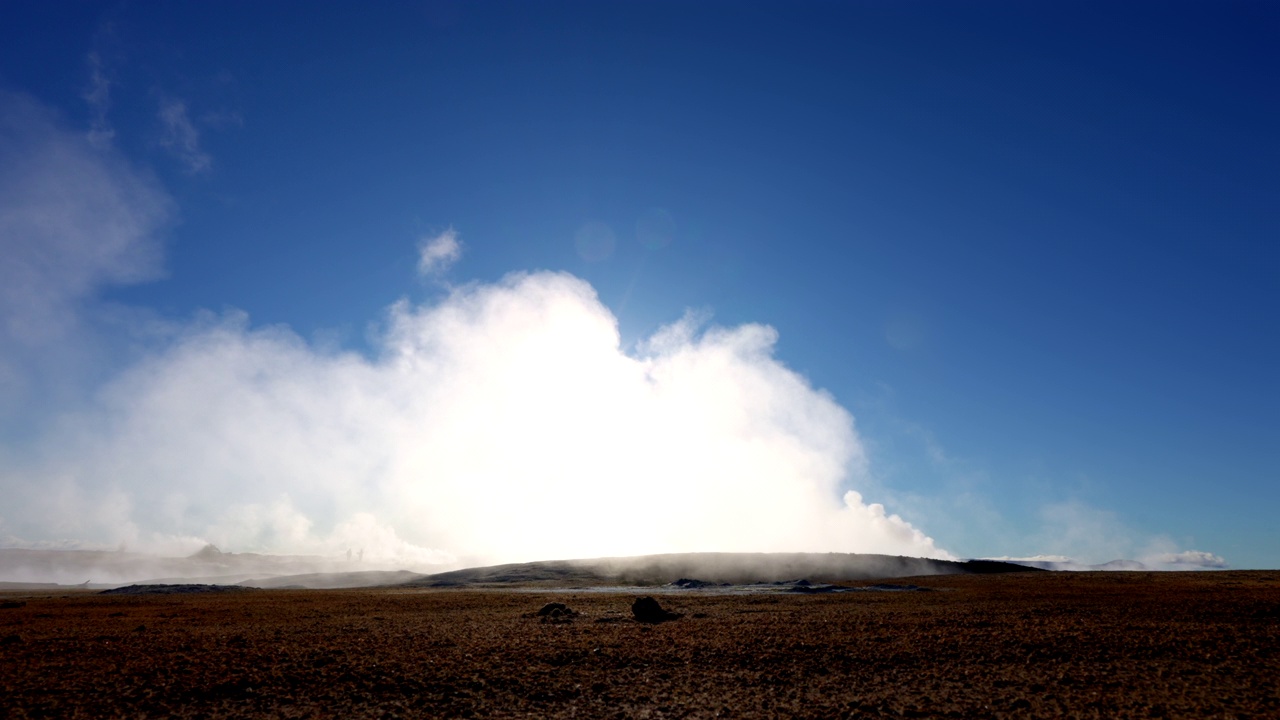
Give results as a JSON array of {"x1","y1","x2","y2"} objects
[{"x1": 2, "y1": 1, "x2": 1276, "y2": 566}]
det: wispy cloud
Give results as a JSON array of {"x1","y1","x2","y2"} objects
[
  {"x1": 0, "y1": 91, "x2": 170, "y2": 346},
  {"x1": 0, "y1": 90, "x2": 172, "y2": 433},
  {"x1": 200, "y1": 108, "x2": 244, "y2": 130},
  {"x1": 83, "y1": 52, "x2": 113, "y2": 145},
  {"x1": 157, "y1": 98, "x2": 211, "y2": 174},
  {"x1": 417, "y1": 229, "x2": 462, "y2": 278},
  {"x1": 861, "y1": 401, "x2": 1228, "y2": 568},
  {"x1": 1026, "y1": 501, "x2": 1227, "y2": 568}
]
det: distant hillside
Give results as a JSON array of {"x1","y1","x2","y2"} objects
[
  {"x1": 403, "y1": 552, "x2": 1039, "y2": 588},
  {"x1": 0, "y1": 546, "x2": 427, "y2": 587}
]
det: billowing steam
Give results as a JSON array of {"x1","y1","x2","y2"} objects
[
  {"x1": 2, "y1": 272, "x2": 949, "y2": 566},
  {"x1": 0, "y1": 91, "x2": 950, "y2": 569}
]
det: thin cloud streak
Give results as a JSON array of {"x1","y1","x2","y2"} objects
[
  {"x1": 83, "y1": 52, "x2": 114, "y2": 146},
  {"x1": 157, "y1": 98, "x2": 211, "y2": 174},
  {"x1": 0, "y1": 91, "x2": 169, "y2": 344}
]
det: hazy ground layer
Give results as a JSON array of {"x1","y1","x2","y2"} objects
[
  {"x1": 407, "y1": 552, "x2": 1033, "y2": 588},
  {"x1": 0, "y1": 550, "x2": 1030, "y2": 590},
  {"x1": 0, "y1": 547, "x2": 420, "y2": 588},
  {"x1": 2, "y1": 571, "x2": 1277, "y2": 718}
]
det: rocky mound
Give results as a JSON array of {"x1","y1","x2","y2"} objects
[{"x1": 631, "y1": 596, "x2": 682, "y2": 623}]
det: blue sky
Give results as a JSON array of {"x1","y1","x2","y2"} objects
[{"x1": 1, "y1": 1, "x2": 1275, "y2": 568}]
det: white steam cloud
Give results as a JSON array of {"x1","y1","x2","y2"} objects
[
  {"x1": 2, "y1": 274, "x2": 949, "y2": 566},
  {"x1": 0, "y1": 93, "x2": 949, "y2": 569},
  {"x1": 1149, "y1": 550, "x2": 1228, "y2": 569}
]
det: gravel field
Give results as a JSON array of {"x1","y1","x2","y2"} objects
[{"x1": 2, "y1": 571, "x2": 1277, "y2": 718}]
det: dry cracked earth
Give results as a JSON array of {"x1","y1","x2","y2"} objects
[{"x1": 2, "y1": 571, "x2": 1278, "y2": 718}]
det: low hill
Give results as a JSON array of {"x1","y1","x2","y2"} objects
[{"x1": 403, "y1": 552, "x2": 1038, "y2": 588}]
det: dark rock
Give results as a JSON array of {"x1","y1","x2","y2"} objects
[
  {"x1": 535, "y1": 602, "x2": 577, "y2": 622},
  {"x1": 787, "y1": 582, "x2": 843, "y2": 593},
  {"x1": 631, "y1": 596, "x2": 682, "y2": 623},
  {"x1": 958, "y1": 559, "x2": 1048, "y2": 574},
  {"x1": 540, "y1": 602, "x2": 578, "y2": 616},
  {"x1": 668, "y1": 578, "x2": 715, "y2": 589},
  {"x1": 0, "y1": 600, "x2": 26, "y2": 609}
]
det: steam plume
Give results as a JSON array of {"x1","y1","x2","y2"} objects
[
  {"x1": 2, "y1": 274, "x2": 950, "y2": 566},
  {"x1": 0, "y1": 92, "x2": 948, "y2": 567}
]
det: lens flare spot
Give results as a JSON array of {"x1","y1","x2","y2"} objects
[{"x1": 574, "y1": 221, "x2": 616, "y2": 262}]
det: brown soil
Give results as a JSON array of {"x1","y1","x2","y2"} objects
[{"x1": 2, "y1": 571, "x2": 1277, "y2": 718}]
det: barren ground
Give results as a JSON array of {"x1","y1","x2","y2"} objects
[{"x1": 2, "y1": 571, "x2": 1277, "y2": 718}]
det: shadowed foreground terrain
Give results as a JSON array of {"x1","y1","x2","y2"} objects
[{"x1": 2, "y1": 571, "x2": 1277, "y2": 718}]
